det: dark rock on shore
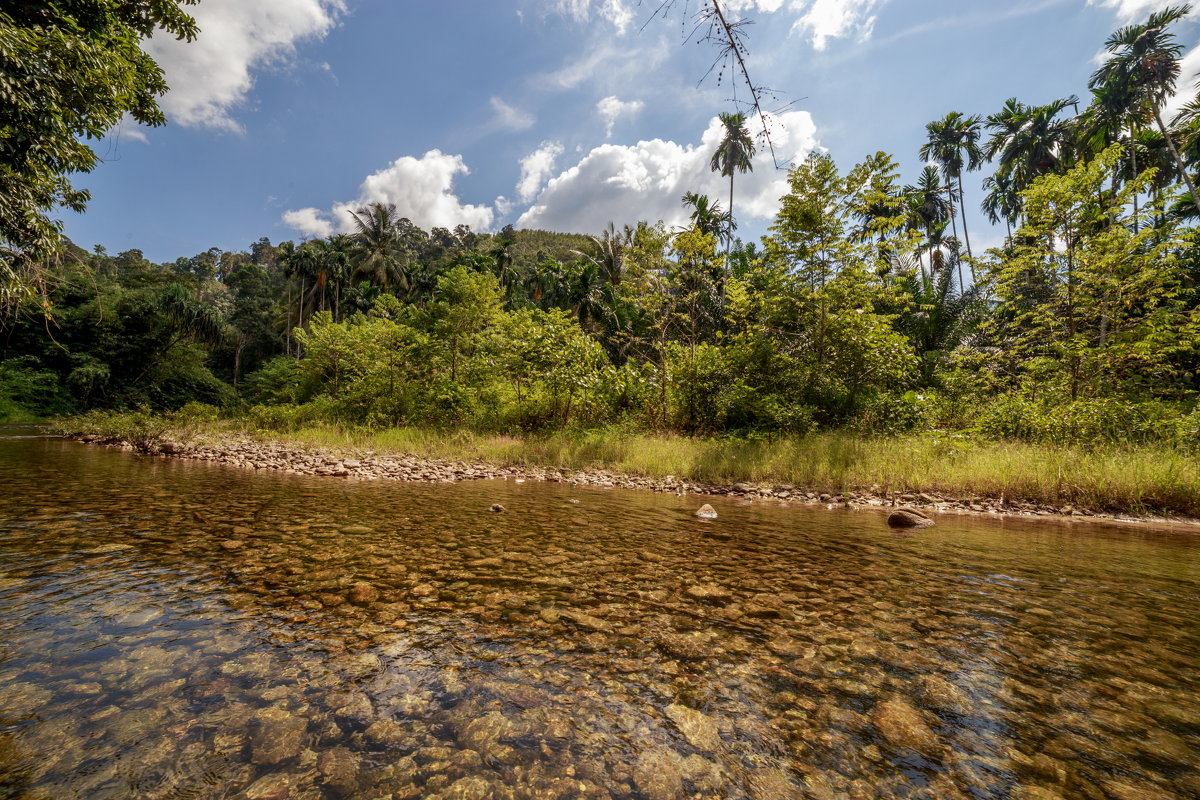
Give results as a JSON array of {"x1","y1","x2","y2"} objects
[{"x1": 887, "y1": 507, "x2": 935, "y2": 529}]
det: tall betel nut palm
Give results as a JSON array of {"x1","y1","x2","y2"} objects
[
  {"x1": 1090, "y1": 4, "x2": 1200, "y2": 217},
  {"x1": 919, "y1": 111, "x2": 983, "y2": 272},
  {"x1": 710, "y1": 112, "x2": 756, "y2": 254}
]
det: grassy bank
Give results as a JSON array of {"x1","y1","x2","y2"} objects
[
  {"x1": 273, "y1": 426, "x2": 1200, "y2": 516},
  {"x1": 56, "y1": 410, "x2": 1200, "y2": 517}
]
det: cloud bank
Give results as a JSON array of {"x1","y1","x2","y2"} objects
[
  {"x1": 517, "y1": 111, "x2": 819, "y2": 233},
  {"x1": 283, "y1": 151, "x2": 495, "y2": 236},
  {"x1": 144, "y1": 0, "x2": 344, "y2": 131}
]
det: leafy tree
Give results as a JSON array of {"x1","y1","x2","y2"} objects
[
  {"x1": 0, "y1": 1, "x2": 198, "y2": 305},
  {"x1": 985, "y1": 146, "x2": 1199, "y2": 400}
]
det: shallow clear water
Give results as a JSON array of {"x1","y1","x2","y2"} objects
[{"x1": 1, "y1": 429, "x2": 1198, "y2": 800}]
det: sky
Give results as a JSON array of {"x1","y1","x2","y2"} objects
[{"x1": 64, "y1": 0, "x2": 1200, "y2": 262}]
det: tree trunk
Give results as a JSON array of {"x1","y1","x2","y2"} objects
[
  {"x1": 946, "y1": 179, "x2": 964, "y2": 293},
  {"x1": 1154, "y1": 107, "x2": 1200, "y2": 218},
  {"x1": 727, "y1": 172, "x2": 735, "y2": 260},
  {"x1": 1130, "y1": 126, "x2": 1139, "y2": 234},
  {"x1": 957, "y1": 172, "x2": 975, "y2": 279}
]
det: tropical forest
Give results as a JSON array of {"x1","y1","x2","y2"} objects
[{"x1": 2, "y1": 3, "x2": 1200, "y2": 800}]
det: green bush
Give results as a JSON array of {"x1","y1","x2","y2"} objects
[
  {"x1": 246, "y1": 397, "x2": 337, "y2": 432},
  {"x1": 977, "y1": 395, "x2": 1191, "y2": 447},
  {"x1": 847, "y1": 391, "x2": 926, "y2": 435},
  {"x1": 0, "y1": 357, "x2": 73, "y2": 421},
  {"x1": 51, "y1": 407, "x2": 173, "y2": 452}
]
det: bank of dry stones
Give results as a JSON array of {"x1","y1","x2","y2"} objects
[{"x1": 71, "y1": 433, "x2": 1145, "y2": 523}]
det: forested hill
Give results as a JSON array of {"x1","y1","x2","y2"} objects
[
  {"x1": 3, "y1": 142, "x2": 1199, "y2": 452},
  {"x1": 3, "y1": 6, "x2": 1200, "y2": 449}
]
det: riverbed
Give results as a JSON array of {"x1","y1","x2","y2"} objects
[{"x1": 1, "y1": 428, "x2": 1198, "y2": 799}]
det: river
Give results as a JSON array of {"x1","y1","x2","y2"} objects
[{"x1": 1, "y1": 428, "x2": 1198, "y2": 799}]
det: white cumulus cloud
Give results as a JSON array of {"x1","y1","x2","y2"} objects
[
  {"x1": 283, "y1": 151, "x2": 495, "y2": 236},
  {"x1": 517, "y1": 111, "x2": 819, "y2": 234},
  {"x1": 596, "y1": 96, "x2": 644, "y2": 138},
  {"x1": 281, "y1": 208, "x2": 334, "y2": 238},
  {"x1": 791, "y1": 0, "x2": 883, "y2": 51},
  {"x1": 144, "y1": 0, "x2": 343, "y2": 132},
  {"x1": 517, "y1": 141, "x2": 566, "y2": 203}
]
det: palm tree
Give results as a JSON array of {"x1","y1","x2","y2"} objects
[
  {"x1": 348, "y1": 202, "x2": 410, "y2": 294},
  {"x1": 904, "y1": 166, "x2": 952, "y2": 280},
  {"x1": 981, "y1": 172, "x2": 1021, "y2": 238},
  {"x1": 897, "y1": 242, "x2": 986, "y2": 385},
  {"x1": 709, "y1": 111, "x2": 756, "y2": 255},
  {"x1": 919, "y1": 112, "x2": 983, "y2": 268},
  {"x1": 984, "y1": 97, "x2": 1079, "y2": 214},
  {"x1": 681, "y1": 192, "x2": 730, "y2": 241},
  {"x1": 569, "y1": 221, "x2": 629, "y2": 288},
  {"x1": 1090, "y1": 4, "x2": 1200, "y2": 217}
]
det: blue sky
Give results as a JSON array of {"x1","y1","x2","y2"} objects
[{"x1": 65, "y1": 0, "x2": 1200, "y2": 262}]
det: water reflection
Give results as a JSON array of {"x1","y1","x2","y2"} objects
[{"x1": 0, "y1": 431, "x2": 1198, "y2": 799}]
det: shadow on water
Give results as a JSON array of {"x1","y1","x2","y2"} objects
[{"x1": 0, "y1": 435, "x2": 1198, "y2": 799}]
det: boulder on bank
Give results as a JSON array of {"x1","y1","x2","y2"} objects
[{"x1": 887, "y1": 507, "x2": 935, "y2": 529}]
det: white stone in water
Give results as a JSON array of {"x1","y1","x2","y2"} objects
[{"x1": 694, "y1": 504, "x2": 718, "y2": 519}]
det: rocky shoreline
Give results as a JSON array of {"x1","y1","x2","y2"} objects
[{"x1": 69, "y1": 433, "x2": 1195, "y2": 527}]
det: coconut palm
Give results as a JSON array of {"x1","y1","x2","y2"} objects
[
  {"x1": 1089, "y1": 4, "x2": 1200, "y2": 217},
  {"x1": 919, "y1": 112, "x2": 983, "y2": 269},
  {"x1": 709, "y1": 111, "x2": 756, "y2": 255},
  {"x1": 348, "y1": 202, "x2": 410, "y2": 295}
]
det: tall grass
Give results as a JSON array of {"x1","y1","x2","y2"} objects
[{"x1": 215, "y1": 423, "x2": 1200, "y2": 517}]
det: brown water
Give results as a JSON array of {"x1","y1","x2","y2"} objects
[{"x1": 1, "y1": 430, "x2": 1198, "y2": 800}]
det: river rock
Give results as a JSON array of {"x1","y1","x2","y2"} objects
[
  {"x1": 694, "y1": 504, "x2": 718, "y2": 519},
  {"x1": 558, "y1": 610, "x2": 613, "y2": 633},
  {"x1": 665, "y1": 703, "x2": 720, "y2": 751},
  {"x1": 439, "y1": 776, "x2": 493, "y2": 800},
  {"x1": 887, "y1": 507, "x2": 935, "y2": 529},
  {"x1": 871, "y1": 699, "x2": 939, "y2": 755},
  {"x1": 318, "y1": 746, "x2": 361, "y2": 797},
  {"x1": 243, "y1": 772, "x2": 302, "y2": 800},
  {"x1": 684, "y1": 583, "x2": 732, "y2": 604},
  {"x1": 250, "y1": 707, "x2": 307, "y2": 765},
  {"x1": 489, "y1": 504, "x2": 505, "y2": 513},
  {"x1": 460, "y1": 711, "x2": 516, "y2": 764},
  {"x1": 333, "y1": 692, "x2": 374, "y2": 726},
  {"x1": 1011, "y1": 787, "x2": 1066, "y2": 800},
  {"x1": 364, "y1": 718, "x2": 409, "y2": 748},
  {"x1": 347, "y1": 582, "x2": 380, "y2": 605},
  {"x1": 633, "y1": 748, "x2": 684, "y2": 800}
]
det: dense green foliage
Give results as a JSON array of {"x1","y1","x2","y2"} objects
[
  {"x1": 4, "y1": 7, "x2": 1200, "y2": 456},
  {"x1": 0, "y1": 1, "x2": 198, "y2": 305}
]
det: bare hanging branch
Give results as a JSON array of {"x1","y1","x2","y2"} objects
[{"x1": 643, "y1": 0, "x2": 791, "y2": 169}]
